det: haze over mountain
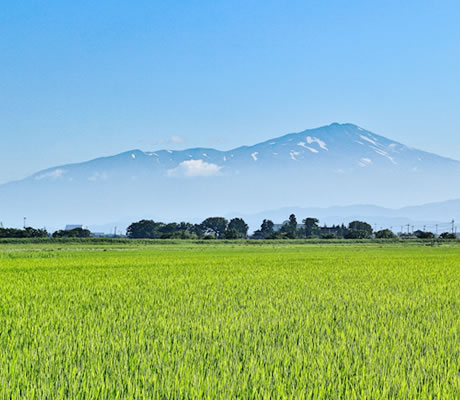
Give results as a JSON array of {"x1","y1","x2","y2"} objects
[{"x1": 1, "y1": 123, "x2": 460, "y2": 230}]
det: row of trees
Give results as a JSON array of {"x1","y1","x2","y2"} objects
[
  {"x1": 51, "y1": 228, "x2": 91, "y2": 238},
  {"x1": 0, "y1": 227, "x2": 48, "y2": 238},
  {"x1": 127, "y1": 214, "x2": 457, "y2": 240},
  {"x1": 252, "y1": 215, "x2": 457, "y2": 240},
  {"x1": 0, "y1": 214, "x2": 456, "y2": 240},
  {"x1": 252, "y1": 215, "x2": 377, "y2": 239},
  {"x1": 126, "y1": 218, "x2": 249, "y2": 239},
  {"x1": 0, "y1": 227, "x2": 91, "y2": 239}
]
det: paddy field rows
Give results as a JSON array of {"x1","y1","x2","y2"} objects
[{"x1": 0, "y1": 241, "x2": 459, "y2": 398}]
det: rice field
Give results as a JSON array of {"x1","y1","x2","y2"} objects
[{"x1": 0, "y1": 241, "x2": 459, "y2": 399}]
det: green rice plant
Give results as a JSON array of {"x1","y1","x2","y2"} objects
[{"x1": 0, "y1": 243, "x2": 458, "y2": 399}]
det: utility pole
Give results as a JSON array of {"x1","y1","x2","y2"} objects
[
  {"x1": 411, "y1": 225, "x2": 415, "y2": 234},
  {"x1": 23, "y1": 217, "x2": 27, "y2": 229},
  {"x1": 407, "y1": 224, "x2": 410, "y2": 234},
  {"x1": 452, "y1": 220, "x2": 455, "y2": 234},
  {"x1": 423, "y1": 225, "x2": 426, "y2": 232},
  {"x1": 436, "y1": 224, "x2": 438, "y2": 235}
]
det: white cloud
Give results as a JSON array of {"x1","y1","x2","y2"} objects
[
  {"x1": 35, "y1": 169, "x2": 66, "y2": 181},
  {"x1": 167, "y1": 159, "x2": 222, "y2": 177}
]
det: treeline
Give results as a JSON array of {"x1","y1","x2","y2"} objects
[
  {"x1": 252, "y1": 216, "x2": 381, "y2": 239},
  {"x1": 126, "y1": 218, "x2": 248, "y2": 239},
  {"x1": 0, "y1": 214, "x2": 457, "y2": 240},
  {"x1": 252, "y1": 217, "x2": 376, "y2": 239},
  {"x1": 126, "y1": 214, "x2": 457, "y2": 240},
  {"x1": 0, "y1": 227, "x2": 48, "y2": 238},
  {"x1": 0, "y1": 227, "x2": 91, "y2": 239}
]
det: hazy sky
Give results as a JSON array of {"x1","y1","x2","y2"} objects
[{"x1": 1, "y1": 0, "x2": 460, "y2": 184}]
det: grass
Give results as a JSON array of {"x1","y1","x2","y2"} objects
[{"x1": 0, "y1": 242, "x2": 459, "y2": 398}]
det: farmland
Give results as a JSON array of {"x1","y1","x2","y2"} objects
[{"x1": 0, "y1": 241, "x2": 459, "y2": 399}]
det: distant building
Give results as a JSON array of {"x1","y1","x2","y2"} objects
[{"x1": 65, "y1": 224, "x2": 87, "y2": 231}]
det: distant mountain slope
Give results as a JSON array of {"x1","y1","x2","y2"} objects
[
  {"x1": 19, "y1": 123, "x2": 460, "y2": 182},
  {"x1": 1, "y1": 123, "x2": 460, "y2": 228}
]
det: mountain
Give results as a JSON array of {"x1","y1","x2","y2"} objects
[{"x1": 1, "y1": 123, "x2": 460, "y2": 230}]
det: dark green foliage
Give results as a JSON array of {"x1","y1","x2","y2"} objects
[
  {"x1": 414, "y1": 230, "x2": 435, "y2": 239},
  {"x1": 224, "y1": 229, "x2": 240, "y2": 239},
  {"x1": 0, "y1": 227, "x2": 48, "y2": 238},
  {"x1": 319, "y1": 224, "x2": 347, "y2": 239},
  {"x1": 348, "y1": 221, "x2": 373, "y2": 236},
  {"x1": 126, "y1": 220, "x2": 164, "y2": 239},
  {"x1": 226, "y1": 218, "x2": 249, "y2": 238},
  {"x1": 344, "y1": 229, "x2": 370, "y2": 239},
  {"x1": 200, "y1": 217, "x2": 229, "y2": 239},
  {"x1": 281, "y1": 214, "x2": 298, "y2": 238},
  {"x1": 52, "y1": 227, "x2": 91, "y2": 238},
  {"x1": 302, "y1": 218, "x2": 319, "y2": 238},
  {"x1": 375, "y1": 229, "x2": 398, "y2": 239},
  {"x1": 259, "y1": 219, "x2": 275, "y2": 239},
  {"x1": 126, "y1": 217, "x2": 248, "y2": 240},
  {"x1": 439, "y1": 232, "x2": 457, "y2": 239},
  {"x1": 127, "y1": 220, "x2": 199, "y2": 239}
]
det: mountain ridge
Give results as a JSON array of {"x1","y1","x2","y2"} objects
[
  {"x1": 6, "y1": 123, "x2": 459, "y2": 185},
  {"x1": 1, "y1": 123, "x2": 459, "y2": 228}
]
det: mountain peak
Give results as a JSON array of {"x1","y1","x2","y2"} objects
[{"x1": 2, "y1": 123, "x2": 460, "y2": 228}]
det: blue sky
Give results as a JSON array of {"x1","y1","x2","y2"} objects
[{"x1": 1, "y1": 0, "x2": 459, "y2": 184}]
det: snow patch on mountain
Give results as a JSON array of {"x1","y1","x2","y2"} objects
[
  {"x1": 306, "y1": 136, "x2": 328, "y2": 150},
  {"x1": 251, "y1": 152, "x2": 259, "y2": 161},
  {"x1": 373, "y1": 148, "x2": 397, "y2": 164},
  {"x1": 297, "y1": 142, "x2": 319, "y2": 153},
  {"x1": 35, "y1": 169, "x2": 66, "y2": 181},
  {"x1": 359, "y1": 135, "x2": 377, "y2": 146}
]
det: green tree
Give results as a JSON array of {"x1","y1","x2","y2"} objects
[
  {"x1": 227, "y1": 218, "x2": 249, "y2": 238},
  {"x1": 52, "y1": 228, "x2": 91, "y2": 238},
  {"x1": 375, "y1": 229, "x2": 398, "y2": 239},
  {"x1": 440, "y1": 232, "x2": 457, "y2": 239},
  {"x1": 286, "y1": 214, "x2": 298, "y2": 238},
  {"x1": 344, "y1": 229, "x2": 370, "y2": 239},
  {"x1": 414, "y1": 230, "x2": 435, "y2": 239},
  {"x1": 260, "y1": 219, "x2": 274, "y2": 238},
  {"x1": 126, "y1": 220, "x2": 163, "y2": 239},
  {"x1": 0, "y1": 227, "x2": 48, "y2": 238},
  {"x1": 302, "y1": 217, "x2": 319, "y2": 238},
  {"x1": 159, "y1": 223, "x2": 179, "y2": 238},
  {"x1": 200, "y1": 217, "x2": 228, "y2": 239},
  {"x1": 348, "y1": 221, "x2": 373, "y2": 236}
]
